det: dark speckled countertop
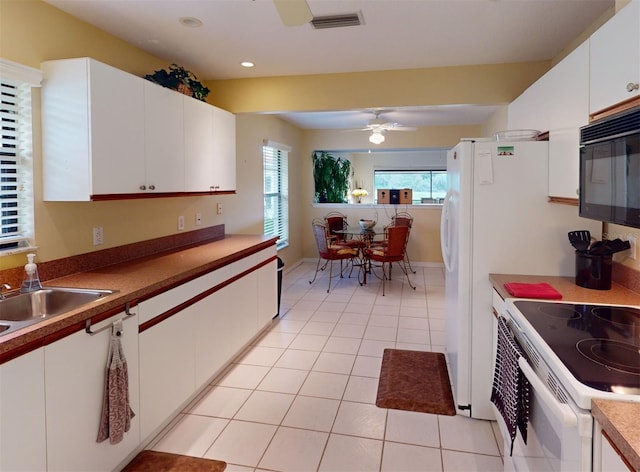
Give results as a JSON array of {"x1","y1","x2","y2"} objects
[
  {"x1": 0, "y1": 234, "x2": 276, "y2": 359},
  {"x1": 491, "y1": 273, "x2": 640, "y2": 470}
]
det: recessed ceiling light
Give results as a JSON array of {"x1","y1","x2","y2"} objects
[
  {"x1": 241, "y1": 61, "x2": 255, "y2": 68},
  {"x1": 179, "y1": 17, "x2": 203, "y2": 28}
]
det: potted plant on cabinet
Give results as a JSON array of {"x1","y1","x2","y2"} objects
[
  {"x1": 312, "y1": 151, "x2": 351, "y2": 203},
  {"x1": 144, "y1": 64, "x2": 210, "y2": 101}
]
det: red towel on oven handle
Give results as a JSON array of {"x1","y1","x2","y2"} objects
[{"x1": 503, "y1": 282, "x2": 562, "y2": 300}]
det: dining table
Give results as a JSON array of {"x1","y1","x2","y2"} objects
[{"x1": 333, "y1": 226, "x2": 385, "y2": 285}]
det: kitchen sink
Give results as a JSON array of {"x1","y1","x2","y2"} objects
[{"x1": 0, "y1": 287, "x2": 117, "y2": 336}]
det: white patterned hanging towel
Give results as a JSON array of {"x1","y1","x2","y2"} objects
[{"x1": 97, "y1": 320, "x2": 135, "y2": 444}]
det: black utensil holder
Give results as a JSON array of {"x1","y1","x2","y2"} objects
[{"x1": 575, "y1": 251, "x2": 612, "y2": 290}]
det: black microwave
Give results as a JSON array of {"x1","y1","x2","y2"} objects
[{"x1": 579, "y1": 107, "x2": 640, "y2": 228}]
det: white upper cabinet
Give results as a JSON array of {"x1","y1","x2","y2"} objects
[
  {"x1": 184, "y1": 96, "x2": 215, "y2": 192},
  {"x1": 212, "y1": 106, "x2": 237, "y2": 192},
  {"x1": 144, "y1": 81, "x2": 185, "y2": 193},
  {"x1": 547, "y1": 41, "x2": 590, "y2": 199},
  {"x1": 184, "y1": 97, "x2": 237, "y2": 192},
  {"x1": 42, "y1": 58, "x2": 145, "y2": 200},
  {"x1": 589, "y1": 0, "x2": 640, "y2": 114},
  {"x1": 42, "y1": 57, "x2": 236, "y2": 200},
  {"x1": 507, "y1": 72, "x2": 553, "y2": 132},
  {"x1": 508, "y1": 40, "x2": 589, "y2": 200},
  {"x1": 546, "y1": 41, "x2": 590, "y2": 130}
]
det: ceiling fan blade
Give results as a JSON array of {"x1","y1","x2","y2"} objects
[
  {"x1": 386, "y1": 126, "x2": 417, "y2": 131},
  {"x1": 274, "y1": 0, "x2": 313, "y2": 26}
]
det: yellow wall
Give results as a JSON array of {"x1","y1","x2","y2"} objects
[
  {"x1": 0, "y1": 0, "x2": 556, "y2": 271},
  {"x1": 207, "y1": 63, "x2": 550, "y2": 114},
  {"x1": 230, "y1": 114, "x2": 304, "y2": 267}
]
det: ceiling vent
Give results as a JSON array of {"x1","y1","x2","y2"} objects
[{"x1": 311, "y1": 13, "x2": 362, "y2": 29}]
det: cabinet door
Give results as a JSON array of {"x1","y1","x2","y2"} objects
[
  {"x1": 546, "y1": 42, "x2": 589, "y2": 200},
  {"x1": 549, "y1": 128, "x2": 581, "y2": 199},
  {"x1": 184, "y1": 97, "x2": 215, "y2": 192},
  {"x1": 547, "y1": 41, "x2": 589, "y2": 130},
  {"x1": 0, "y1": 349, "x2": 46, "y2": 472},
  {"x1": 194, "y1": 287, "x2": 233, "y2": 389},
  {"x1": 600, "y1": 432, "x2": 631, "y2": 472},
  {"x1": 590, "y1": 0, "x2": 640, "y2": 113},
  {"x1": 90, "y1": 59, "x2": 146, "y2": 195},
  {"x1": 144, "y1": 81, "x2": 185, "y2": 193},
  {"x1": 226, "y1": 272, "x2": 259, "y2": 356},
  {"x1": 139, "y1": 307, "x2": 196, "y2": 440},
  {"x1": 507, "y1": 71, "x2": 553, "y2": 131},
  {"x1": 45, "y1": 312, "x2": 139, "y2": 472},
  {"x1": 212, "y1": 106, "x2": 237, "y2": 191}
]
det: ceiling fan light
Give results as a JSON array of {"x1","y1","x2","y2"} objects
[{"x1": 369, "y1": 130, "x2": 385, "y2": 144}]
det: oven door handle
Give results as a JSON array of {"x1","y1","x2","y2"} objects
[{"x1": 518, "y1": 357, "x2": 577, "y2": 427}]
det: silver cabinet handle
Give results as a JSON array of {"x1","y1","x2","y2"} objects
[
  {"x1": 148, "y1": 185, "x2": 156, "y2": 190},
  {"x1": 627, "y1": 82, "x2": 639, "y2": 92},
  {"x1": 139, "y1": 185, "x2": 146, "y2": 191}
]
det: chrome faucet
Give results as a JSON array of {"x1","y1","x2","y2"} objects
[{"x1": 0, "y1": 283, "x2": 11, "y2": 300}]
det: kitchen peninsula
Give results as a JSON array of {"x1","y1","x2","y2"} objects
[{"x1": 0, "y1": 227, "x2": 278, "y2": 471}]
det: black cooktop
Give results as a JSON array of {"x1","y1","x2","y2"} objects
[{"x1": 513, "y1": 300, "x2": 640, "y2": 394}]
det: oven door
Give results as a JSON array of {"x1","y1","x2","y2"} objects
[{"x1": 493, "y1": 354, "x2": 593, "y2": 472}]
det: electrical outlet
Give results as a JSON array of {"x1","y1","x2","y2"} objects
[
  {"x1": 178, "y1": 215, "x2": 185, "y2": 231},
  {"x1": 196, "y1": 212, "x2": 202, "y2": 226},
  {"x1": 629, "y1": 235, "x2": 637, "y2": 260},
  {"x1": 92, "y1": 226, "x2": 104, "y2": 246},
  {"x1": 216, "y1": 203, "x2": 223, "y2": 215}
]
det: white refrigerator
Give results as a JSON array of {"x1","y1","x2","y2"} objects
[{"x1": 439, "y1": 139, "x2": 602, "y2": 420}]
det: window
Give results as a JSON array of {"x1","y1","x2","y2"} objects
[
  {"x1": 374, "y1": 170, "x2": 447, "y2": 203},
  {"x1": 0, "y1": 60, "x2": 41, "y2": 254},
  {"x1": 263, "y1": 141, "x2": 289, "y2": 250}
]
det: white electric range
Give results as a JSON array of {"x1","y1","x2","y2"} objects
[{"x1": 496, "y1": 298, "x2": 640, "y2": 471}]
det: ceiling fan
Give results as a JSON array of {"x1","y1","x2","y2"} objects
[
  {"x1": 353, "y1": 111, "x2": 417, "y2": 144},
  {"x1": 273, "y1": 0, "x2": 313, "y2": 26}
]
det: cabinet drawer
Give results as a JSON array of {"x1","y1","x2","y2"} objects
[{"x1": 138, "y1": 267, "x2": 230, "y2": 324}]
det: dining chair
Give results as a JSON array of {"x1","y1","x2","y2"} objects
[
  {"x1": 324, "y1": 211, "x2": 364, "y2": 250},
  {"x1": 391, "y1": 211, "x2": 416, "y2": 273},
  {"x1": 364, "y1": 225, "x2": 416, "y2": 295},
  {"x1": 309, "y1": 218, "x2": 359, "y2": 292}
]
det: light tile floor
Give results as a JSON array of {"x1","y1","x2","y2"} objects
[{"x1": 148, "y1": 261, "x2": 505, "y2": 471}]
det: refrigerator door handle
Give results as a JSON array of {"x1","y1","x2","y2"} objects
[{"x1": 440, "y1": 189, "x2": 454, "y2": 272}]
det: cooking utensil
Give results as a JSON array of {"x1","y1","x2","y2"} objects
[
  {"x1": 568, "y1": 230, "x2": 591, "y2": 252},
  {"x1": 585, "y1": 238, "x2": 631, "y2": 255}
]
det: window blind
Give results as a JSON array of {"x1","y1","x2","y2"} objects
[
  {"x1": 263, "y1": 144, "x2": 289, "y2": 250},
  {"x1": 0, "y1": 77, "x2": 34, "y2": 251}
]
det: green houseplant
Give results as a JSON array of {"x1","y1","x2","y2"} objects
[
  {"x1": 144, "y1": 64, "x2": 210, "y2": 102},
  {"x1": 312, "y1": 151, "x2": 351, "y2": 203}
]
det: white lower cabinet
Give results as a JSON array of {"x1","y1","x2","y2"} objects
[
  {"x1": 193, "y1": 283, "x2": 239, "y2": 389},
  {"x1": 138, "y1": 305, "x2": 196, "y2": 440},
  {"x1": 44, "y1": 311, "x2": 139, "y2": 472},
  {"x1": 0, "y1": 348, "x2": 47, "y2": 472},
  {"x1": 594, "y1": 420, "x2": 632, "y2": 472},
  {"x1": 226, "y1": 272, "x2": 259, "y2": 356}
]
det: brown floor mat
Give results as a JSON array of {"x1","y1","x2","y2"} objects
[
  {"x1": 376, "y1": 349, "x2": 456, "y2": 415},
  {"x1": 122, "y1": 450, "x2": 227, "y2": 472}
]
